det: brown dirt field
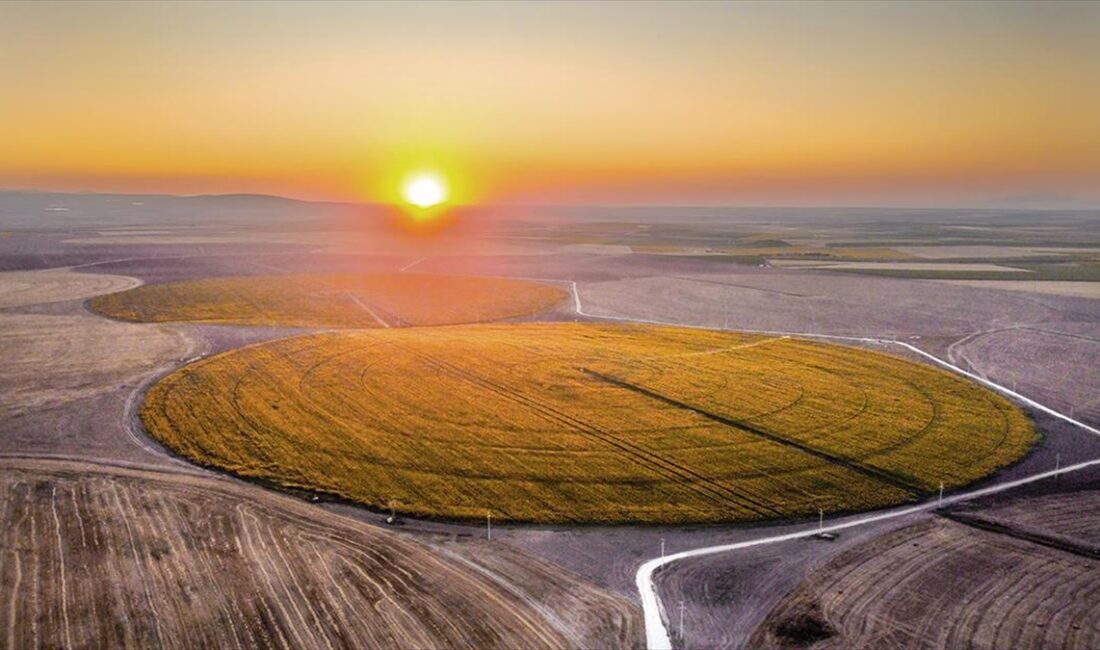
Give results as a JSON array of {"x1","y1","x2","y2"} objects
[
  {"x1": 935, "y1": 280, "x2": 1100, "y2": 299},
  {"x1": 0, "y1": 268, "x2": 140, "y2": 308},
  {"x1": 562, "y1": 243, "x2": 633, "y2": 255},
  {"x1": 63, "y1": 233, "x2": 341, "y2": 246},
  {"x1": 89, "y1": 272, "x2": 567, "y2": 329},
  {"x1": 897, "y1": 246, "x2": 1100, "y2": 260},
  {"x1": 958, "y1": 487, "x2": 1100, "y2": 544},
  {"x1": 0, "y1": 458, "x2": 641, "y2": 650},
  {"x1": 576, "y1": 270, "x2": 1090, "y2": 340},
  {"x1": 769, "y1": 261, "x2": 1030, "y2": 272},
  {"x1": 0, "y1": 313, "x2": 192, "y2": 420},
  {"x1": 0, "y1": 269, "x2": 189, "y2": 422},
  {"x1": 751, "y1": 492, "x2": 1100, "y2": 649},
  {"x1": 949, "y1": 325, "x2": 1100, "y2": 420},
  {"x1": 63, "y1": 232, "x2": 546, "y2": 257},
  {"x1": 723, "y1": 247, "x2": 914, "y2": 261}
]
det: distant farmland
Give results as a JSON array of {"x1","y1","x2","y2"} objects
[
  {"x1": 142, "y1": 323, "x2": 1035, "y2": 524},
  {"x1": 89, "y1": 273, "x2": 567, "y2": 328}
]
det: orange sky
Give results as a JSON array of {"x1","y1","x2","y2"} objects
[{"x1": 1, "y1": 1, "x2": 1098, "y2": 205}]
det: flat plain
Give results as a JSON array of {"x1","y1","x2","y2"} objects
[
  {"x1": 90, "y1": 272, "x2": 566, "y2": 329},
  {"x1": 141, "y1": 322, "x2": 1034, "y2": 524},
  {"x1": 4, "y1": 196, "x2": 1099, "y2": 649}
]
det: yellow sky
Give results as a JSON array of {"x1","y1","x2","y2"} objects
[{"x1": 1, "y1": 1, "x2": 1098, "y2": 205}]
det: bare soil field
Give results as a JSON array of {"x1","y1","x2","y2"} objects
[
  {"x1": 0, "y1": 313, "x2": 192, "y2": 421},
  {"x1": 413, "y1": 250, "x2": 752, "y2": 282},
  {"x1": 935, "y1": 279, "x2": 1100, "y2": 299},
  {"x1": 0, "y1": 318, "x2": 309, "y2": 464},
  {"x1": 577, "y1": 269, "x2": 1096, "y2": 342},
  {"x1": 896, "y1": 245, "x2": 1100, "y2": 259},
  {"x1": 141, "y1": 323, "x2": 1032, "y2": 524},
  {"x1": 951, "y1": 484, "x2": 1100, "y2": 545},
  {"x1": 0, "y1": 268, "x2": 140, "y2": 308},
  {"x1": 0, "y1": 266, "x2": 193, "y2": 425},
  {"x1": 726, "y1": 246, "x2": 914, "y2": 261},
  {"x1": 83, "y1": 252, "x2": 416, "y2": 284},
  {"x1": 63, "y1": 231, "x2": 547, "y2": 257},
  {"x1": 751, "y1": 487, "x2": 1100, "y2": 649},
  {"x1": 0, "y1": 227, "x2": 314, "y2": 272},
  {"x1": 562, "y1": 243, "x2": 633, "y2": 255},
  {"x1": 0, "y1": 265, "x2": 197, "y2": 463},
  {"x1": 650, "y1": 514, "x2": 924, "y2": 650},
  {"x1": 768, "y1": 261, "x2": 1030, "y2": 272},
  {"x1": 949, "y1": 325, "x2": 1100, "y2": 420},
  {"x1": 0, "y1": 458, "x2": 640, "y2": 649},
  {"x1": 90, "y1": 272, "x2": 567, "y2": 328},
  {"x1": 63, "y1": 234, "x2": 327, "y2": 246}
]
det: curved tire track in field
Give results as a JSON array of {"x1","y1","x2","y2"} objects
[{"x1": 396, "y1": 342, "x2": 786, "y2": 519}]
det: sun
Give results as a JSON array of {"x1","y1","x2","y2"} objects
[{"x1": 401, "y1": 172, "x2": 448, "y2": 208}]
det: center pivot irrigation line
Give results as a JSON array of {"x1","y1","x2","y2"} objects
[
  {"x1": 345, "y1": 293, "x2": 390, "y2": 328},
  {"x1": 554, "y1": 279, "x2": 1100, "y2": 649},
  {"x1": 581, "y1": 368, "x2": 924, "y2": 496}
]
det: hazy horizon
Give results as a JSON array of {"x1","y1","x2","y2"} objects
[
  {"x1": 2, "y1": 1, "x2": 1099, "y2": 207},
  {"x1": 3, "y1": 186, "x2": 1099, "y2": 213}
]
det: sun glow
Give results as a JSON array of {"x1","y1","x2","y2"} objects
[{"x1": 402, "y1": 173, "x2": 448, "y2": 208}]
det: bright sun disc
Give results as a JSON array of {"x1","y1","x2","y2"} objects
[{"x1": 402, "y1": 173, "x2": 447, "y2": 208}]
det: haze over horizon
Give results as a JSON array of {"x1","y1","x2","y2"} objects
[{"x1": 2, "y1": 0, "x2": 1099, "y2": 207}]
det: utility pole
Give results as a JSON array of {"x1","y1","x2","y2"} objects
[
  {"x1": 1056, "y1": 453, "x2": 1061, "y2": 473},
  {"x1": 818, "y1": 508, "x2": 823, "y2": 533},
  {"x1": 486, "y1": 510, "x2": 492, "y2": 540},
  {"x1": 661, "y1": 538, "x2": 666, "y2": 558}
]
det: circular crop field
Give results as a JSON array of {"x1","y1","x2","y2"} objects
[
  {"x1": 142, "y1": 323, "x2": 1036, "y2": 524},
  {"x1": 90, "y1": 273, "x2": 566, "y2": 328}
]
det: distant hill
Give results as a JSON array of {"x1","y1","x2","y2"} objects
[
  {"x1": 976, "y1": 192, "x2": 1100, "y2": 210},
  {"x1": 0, "y1": 190, "x2": 365, "y2": 229}
]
